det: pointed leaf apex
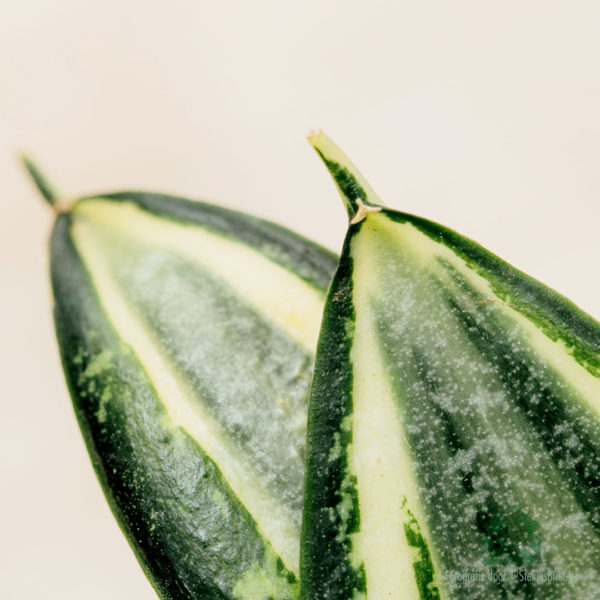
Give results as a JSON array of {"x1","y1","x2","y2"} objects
[
  {"x1": 20, "y1": 153, "x2": 66, "y2": 213},
  {"x1": 307, "y1": 130, "x2": 385, "y2": 223}
]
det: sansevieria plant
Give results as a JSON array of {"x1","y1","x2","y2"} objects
[
  {"x1": 301, "y1": 132, "x2": 600, "y2": 600},
  {"x1": 28, "y1": 131, "x2": 600, "y2": 600},
  {"x1": 25, "y1": 156, "x2": 336, "y2": 600}
]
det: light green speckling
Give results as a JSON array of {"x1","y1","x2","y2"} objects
[
  {"x1": 347, "y1": 539, "x2": 363, "y2": 573},
  {"x1": 83, "y1": 350, "x2": 115, "y2": 379},
  {"x1": 96, "y1": 387, "x2": 113, "y2": 423},
  {"x1": 72, "y1": 348, "x2": 84, "y2": 365},
  {"x1": 335, "y1": 440, "x2": 364, "y2": 574},
  {"x1": 344, "y1": 317, "x2": 355, "y2": 340},
  {"x1": 335, "y1": 468, "x2": 356, "y2": 541},
  {"x1": 148, "y1": 509, "x2": 158, "y2": 532},
  {"x1": 233, "y1": 548, "x2": 298, "y2": 600},
  {"x1": 328, "y1": 432, "x2": 343, "y2": 462},
  {"x1": 329, "y1": 416, "x2": 352, "y2": 462},
  {"x1": 340, "y1": 414, "x2": 352, "y2": 432}
]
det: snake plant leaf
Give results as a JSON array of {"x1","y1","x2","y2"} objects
[
  {"x1": 301, "y1": 132, "x2": 600, "y2": 600},
  {"x1": 28, "y1": 159, "x2": 337, "y2": 600}
]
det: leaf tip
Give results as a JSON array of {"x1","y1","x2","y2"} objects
[
  {"x1": 306, "y1": 129, "x2": 323, "y2": 145},
  {"x1": 20, "y1": 153, "x2": 67, "y2": 213},
  {"x1": 306, "y1": 130, "x2": 385, "y2": 224}
]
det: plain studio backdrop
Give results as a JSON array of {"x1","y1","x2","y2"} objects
[{"x1": 1, "y1": 1, "x2": 599, "y2": 597}]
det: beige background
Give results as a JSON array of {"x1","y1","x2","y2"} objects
[{"x1": 2, "y1": 1, "x2": 600, "y2": 598}]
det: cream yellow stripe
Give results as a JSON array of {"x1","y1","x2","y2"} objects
[
  {"x1": 374, "y1": 216, "x2": 600, "y2": 418},
  {"x1": 349, "y1": 218, "x2": 443, "y2": 600},
  {"x1": 74, "y1": 199, "x2": 324, "y2": 353},
  {"x1": 71, "y1": 218, "x2": 300, "y2": 575}
]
